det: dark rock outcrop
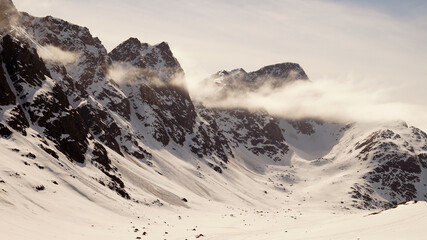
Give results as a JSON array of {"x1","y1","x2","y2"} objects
[
  {"x1": 0, "y1": 123, "x2": 12, "y2": 138},
  {"x1": 214, "y1": 109, "x2": 289, "y2": 162},
  {"x1": 20, "y1": 13, "x2": 132, "y2": 157},
  {"x1": 351, "y1": 127, "x2": 427, "y2": 209},
  {"x1": 1, "y1": 34, "x2": 88, "y2": 163}
]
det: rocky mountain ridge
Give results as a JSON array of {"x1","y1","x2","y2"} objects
[
  {"x1": 208, "y1": 62, "x2": 309, "y2": 95},
  {"x1": 0, "y1": 0, "x2": 426, "y2": 211}
]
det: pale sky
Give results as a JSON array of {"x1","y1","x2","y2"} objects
[{"x1": 12, "y1": 0, "x2": 427, "y2": 130}]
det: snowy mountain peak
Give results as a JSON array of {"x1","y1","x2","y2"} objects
[
  {"x1": 207, "y1": 62, "x2": 309, "y2": 97},
  {"x1": 109, "y1": 38, "x2": 182, "y2": 83},
  {"x1": 108, "y1": 37, "x2": 147, "y2": 64}
]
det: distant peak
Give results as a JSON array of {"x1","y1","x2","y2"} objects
[
  {"x1": 256, "y1": 62, "x2": 303, "y2": 72},
  {"x1": 112, "y1": 38, "x2": 173, "y2": 55},
  {"x1": 109, "y1": 37, "x2": 145, "y2": 63},
  {"x1": 230, "y1": 68, "x2": 247, "y2": 74},
  {"x1": 208, "y1": 62, "x2": 309, "y2": 93},
  {"x1": 156, "y1": 41, "x2": 170, "y2": 49},
  {"x1": 124, "y1": 37, "x2": 142, "y2": 46},
  {"x1": 217, "y1": 68, "x2": 247, "y2": 76},
  {"x1": 109, "y1": 37, "x2": 182, "y2": 76},
  {"x1": 253, "y1": 62, "x2": 309, "y2": 80}
]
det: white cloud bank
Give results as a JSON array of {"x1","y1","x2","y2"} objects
[{"x1": 189, "y1": 76, "x2": 427, "y2": 131}]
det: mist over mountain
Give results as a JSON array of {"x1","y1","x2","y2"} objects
[{"x1": 1, "y1": 1, "x2": 426, "y2": 239}]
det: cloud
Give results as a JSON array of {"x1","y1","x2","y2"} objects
[
  {"x1": 107, "y1": 62, "x2": 187, "y2": 89},
  {"x1": 189, "y1": 76, "x2": 427, "y2": 132},
  {"x1": 37, "y1": 45, "x2": 80, "y2": 65},
  {"x1": 107, "y1": 62, "x2": 142, "y2": 84}
]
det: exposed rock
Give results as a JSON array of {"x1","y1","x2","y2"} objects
[
  {"x1": 351, "y1": 127, "x2": 427, "y2": 209},
  {"x1": 109, "y1": 37, "x2": 197, "y2": 147},
  {"x1": 39, "y1": 144, "x2": 59, "y2": 159},
  {"x1": 92, "y1": 142, "x2": 111, "y2": 170},
  {"x1": 1, "y1": 34, "x2": 88, "y2": 163},
  {"x1": 287, "y1": 119, "x2": 316, "y2": 135},
  {"x1": 0, "y1": 123, "x2": 12, "y2": 138},
  {"x1": 211, "y1": 108, "x2": 289, "y2": 163},
  {"x1": 0, "y1": 54, "x2": 16, "y2": 105},
  {"x1": 34, "y1": 185, "x2": 45, "y2": 191},
  {"x1": 20, "y1": 13, "x2": 132, "y2": 158},
  {"x1": 207, "y1": 62, "x2": 309, "y2": 96}
]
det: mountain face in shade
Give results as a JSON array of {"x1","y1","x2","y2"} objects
[{"x1": 0, "y1": 0, "x2": 426, "y2": 220}]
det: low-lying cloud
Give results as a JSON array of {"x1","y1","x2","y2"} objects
[
  {"x1": 188, "y1": 76, "x2": 427, "y2": 131},
  {"x1": 107, "y1": 62, "x2": 143, "y2": 84},
  {"x1": 37, "y1": 45, "x2": 80, "y2": 65},
  {"x1": 107, "y1": 62, "x2": 187, "y2": 89}
]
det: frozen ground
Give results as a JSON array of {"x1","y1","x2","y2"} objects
[{"x1": 1, "y1": 196, "x2": 426, "y2": 240}]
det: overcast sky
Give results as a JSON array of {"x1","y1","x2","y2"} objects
[{"x1": 12, "y1": 0, "x2": 427, "y2": 129}]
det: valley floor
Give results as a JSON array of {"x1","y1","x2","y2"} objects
[{"x1": 1, "y1": 199, "x2": 426, "y2": 240}]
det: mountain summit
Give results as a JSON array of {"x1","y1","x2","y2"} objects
[{"x1": 207, "y1": 62, "x2": 309, "y2": 96}]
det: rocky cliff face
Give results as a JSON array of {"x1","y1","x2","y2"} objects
[
  {"x1": 349, "y1": 125, "x2": 427, "y2": 209},
  {"x1": 18, "y1": 13, "x2": 139, "y2": 159},
  {"x1": 109, "y1": 38, "x2": 196, "y2": 146},
  {"x1": 109, "y1": 37, "x2": 183, "y2": 83},
  {"x1": 1, "y1": 34, "x2": 89, "y2": 162},
  {"x1": 0, "y1": 33, "x2": 130, "y2": 196},
  {"x1": 199, "y1": 107, "x2": 290, "y2": 165},
  {"x1": 108, "y1": 37, "x2": 235, "y2": 171}
]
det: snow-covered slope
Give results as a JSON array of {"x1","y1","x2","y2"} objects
[{"x1": 1, "y1": 1, "x2": 427, "y2": 239}]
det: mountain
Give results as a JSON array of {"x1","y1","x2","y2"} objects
[
  {"x1": 1, "y1": 1, "x2": 427, "y2": 238},
  {"x1": 213, "y1": 63, "x2": 308, "y2": 90}
]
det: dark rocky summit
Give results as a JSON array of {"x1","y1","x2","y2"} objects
[{"x1": 206, "y1": 62, "x2": 309, "y2": 95}]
